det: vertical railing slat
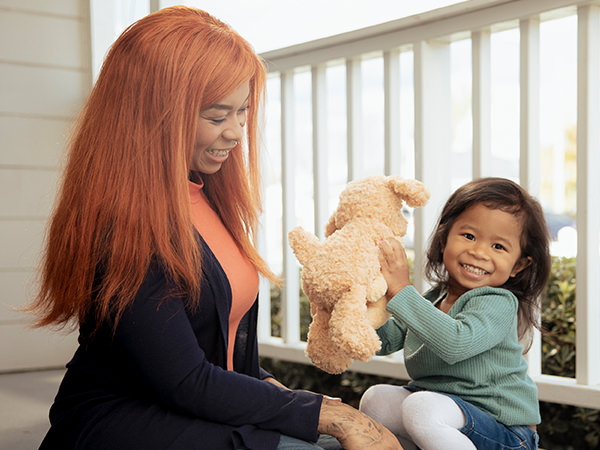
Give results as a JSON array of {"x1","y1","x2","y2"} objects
[
  {"x1": 519, "y1": 18, "x2": 543, "y2": 377},
  {"x1": 413, "y1": 40, "x2": 453, "y2": 292},
  {"x1": 384, "y1": 49, "x2": 402, "y2": 176},
  {"x1": 519, "y1": 18, "x2": 541, "y2": 193},
  {"x1": 346, "y1": 58, "x2": 362, "y2": 182},
  {"x1": 280, "y1": 71, "x2": 300, "y2": 345},
  {"x1": 312, "y1": 65, "x2": 329, "y2": 239},
  {"x1": 257, "y1": 92, "x2": 272, "y2": 341},
  {"x1": 576, "y1": 4, "x2": 600, "y2": 386},
  {"x1": 471, "y1": 30, "x2": 492, "y2": 178},
  {"x1": 257, "y1": 269, "x2": 272, "y2": 340}
]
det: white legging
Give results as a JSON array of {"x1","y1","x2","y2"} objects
[{"x1": 359, "y1": 385, "x2": 477, "y2": 450}]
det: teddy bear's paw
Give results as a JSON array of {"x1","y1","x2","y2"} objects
[
  {"x1": 305, "y1": 341, "x2": 352, "y2": 374},
  {"x1": 310, "y1": 354, "x2": 352, "y2": 375},
  {"x1": 366, "y1": 296, "x2": 392, "y2": 329},
  {"x1": 366, "y1": 275, "x2": 387, "y2": 302},
  {"x1": 329, "y1": 324, "x2": 381, "y2": 361}
]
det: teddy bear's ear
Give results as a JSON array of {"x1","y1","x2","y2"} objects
[
  {"x1": 288, "y1": 226, "x2": 321, "y2": 265},
  {"x1": 386, "y1": 177, "x2": 430, "y2": 207}
]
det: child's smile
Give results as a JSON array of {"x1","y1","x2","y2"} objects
[{"x1": 460, "y1": 263, "x2": 488, "y2": 277}]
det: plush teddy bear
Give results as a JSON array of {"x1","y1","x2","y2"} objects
[{"x1": 288, "y1": 175, "x2": 429, "y2": 374}]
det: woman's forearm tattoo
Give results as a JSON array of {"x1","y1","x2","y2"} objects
[{"x1": 320, "y1": 398, "x2": 385, "y2": 445}]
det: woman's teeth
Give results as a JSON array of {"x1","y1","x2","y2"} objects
[
  {"x1": 462, "y1": 264, "x2": 486, "y2": 275},
  {"x1": 207, "y1": 149, "x2": 230, "y2": 157}
]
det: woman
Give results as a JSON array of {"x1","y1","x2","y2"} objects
[{"x1": 29, "y1": 6, "x2": 401, "y2": 450}]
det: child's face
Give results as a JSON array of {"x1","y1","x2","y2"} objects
[{"x1": 442, "y1": 203, "x2": 531, "y2": 297}]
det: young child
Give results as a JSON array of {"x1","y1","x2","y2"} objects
[{"x1": 359, "y1": 177, "x2": 551, "y2": 450}]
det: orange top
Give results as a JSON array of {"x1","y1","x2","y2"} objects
[{"x1": 188, "y1": 179, "x2": 259, "y2": 371}]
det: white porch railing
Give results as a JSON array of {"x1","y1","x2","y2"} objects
[{"x1": 256, "y1": 0, "x2": 600, "y2": 411}]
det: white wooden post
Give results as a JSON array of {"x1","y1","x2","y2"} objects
[
  {"x1": 413, "y1": 40, "x2": 452, "y2": 292},
  {"x1": 471, "y1": 30, "x2": 492, "y2": 178},
  {"x1": 312, "y1": 65, "x2": 329, "y2": 239},
  {"x1": 576, "y1": 4, "x2": 600, "y2": 386},
  {"x1": 519, "y1": 17, "x2": 543, "y2": 377},
  {"x1": 384, "y1": 49, "x2": 402, "y2": 176},
  {"x1": 280, "y1": 71, "x2": 300, "y2": 345},
  {"x1": 256, "y1": 262, "x2": 272, "y2": 340},
  {"x1": 257, "y1": 90, "x2": 273, "y2": 341},
  {"x1": 346, "y1": 58, "x2": 362, "y2": 182},
  {"x1": 89, "y1": 0, "x2": 117, "y2": 81},
  {"x1": 519, "y1": 18, "x2": 541, "y2": 193}
]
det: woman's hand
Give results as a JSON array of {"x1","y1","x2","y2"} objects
[
  {"x1": 264, "y1": 377, "x2": 341, "y2": 401},
  {"x1": 379, "y1": 238, "x2": 411, "y2": 300},
  {"x1": 263, "y1": 377, "x2": 288, "y2": 390},
  {"x1": 318, "y1": 397, "x2": 402, "y2": 449}
]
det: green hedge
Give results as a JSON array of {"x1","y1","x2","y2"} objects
[
  {"x1": 262, "y1": 256, "x2": 599, "y2": 449},
  {"x1": 538, "y1": 257, "x2": 599, "y2": 449}
]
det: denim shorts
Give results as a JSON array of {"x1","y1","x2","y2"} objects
[
  {"x1": 406, "y1": 387, "x2": 539, "y2": 449},
  {"x1": 450, "y1": 393, "x2": 538, "y2": 449}
]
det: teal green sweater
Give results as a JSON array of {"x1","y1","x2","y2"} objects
[{"x1": 378, "y1": 285, "x2": 540, "y2": 426}]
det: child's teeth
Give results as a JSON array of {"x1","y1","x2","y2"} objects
[{"x1": 463, "y1": 264, "x2": 485, "y2": 275}]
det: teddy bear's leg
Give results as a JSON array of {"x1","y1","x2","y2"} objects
[
  {"x1": 328, "y1": 286, "x2": 382, "y2": 361},
  {"x1": 306, "y1": 308, "x2": 352, "y2": 374}
]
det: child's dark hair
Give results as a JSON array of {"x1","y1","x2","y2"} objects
[{"x1": 425, "y1": 177, "x2": 551, "y2": 341}]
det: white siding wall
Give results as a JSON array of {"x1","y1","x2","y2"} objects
[{"x1": 0, "y1": 0, "x2": 92, "y2": 372}]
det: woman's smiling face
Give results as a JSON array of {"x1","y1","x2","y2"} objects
[{"x1": 191, "y1": 82, "x2": 250, "y2": 174}]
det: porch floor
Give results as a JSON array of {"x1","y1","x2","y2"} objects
[
  {"x1": 0, "y1": 368, "x2": 63, "y2": 450},
  {"x1": 0, "y1": 368, "x2": 550, "y2": 449}
]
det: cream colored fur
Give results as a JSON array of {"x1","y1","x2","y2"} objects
[{"x1": 288, "y1": 176, "x2": 429, "y2": 374}]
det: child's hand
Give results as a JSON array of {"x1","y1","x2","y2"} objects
[{"x1": 378, "y1": 238, "x2": 411, "y2": 299}]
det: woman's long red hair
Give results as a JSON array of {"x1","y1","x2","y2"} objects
[{"x1": 29, "y1": 6, "x2": 276, "y2": 331}]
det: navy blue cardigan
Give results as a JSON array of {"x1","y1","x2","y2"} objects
[{"x1": 39, "y1": 235, "x2": 322, "y2": 450}]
